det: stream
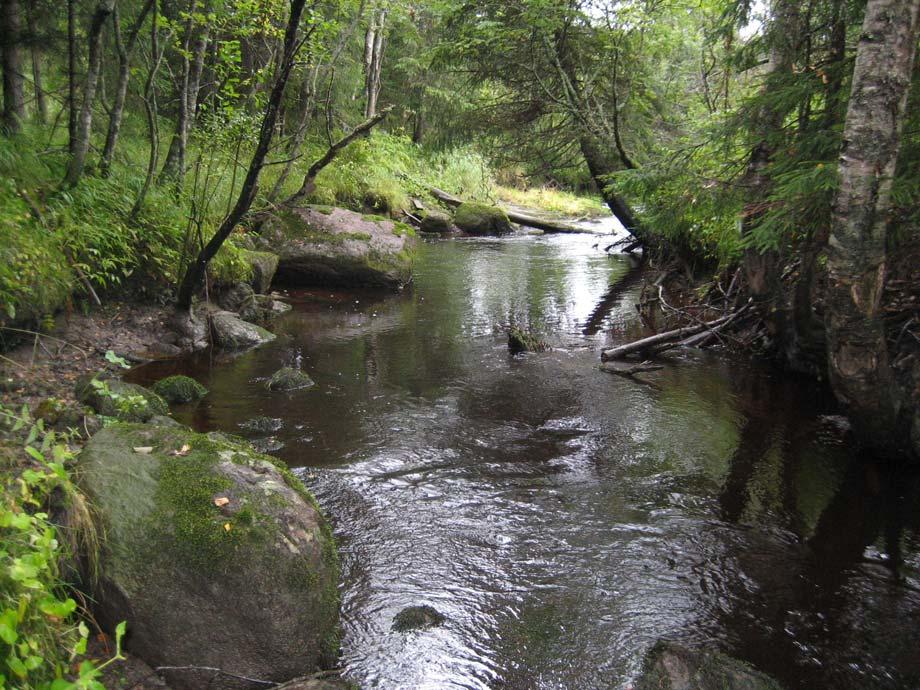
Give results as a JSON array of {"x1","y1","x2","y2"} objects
[{"x1": 132, "y1": 219, "x2": 920, "y2": 689}]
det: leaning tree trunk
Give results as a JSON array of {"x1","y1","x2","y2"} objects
[
  {"x1": 65, "y1": 0, "x2": 116, "y2": 187},
  {"x1": 825, "y1": 0, "x2": 920, "y2": 446},
  {"x1": 1, "y1": 0, "x2": 26, "y2": 133},
  {"x1": 100, "y1": 0, "x2": 154, "y2": 176},
  {"x1": 176, "y1": 0, "x2": 310, "y2": 312}
]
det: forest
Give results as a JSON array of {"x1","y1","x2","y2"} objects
[{"x1": 0, "y1": 0, "x2": 919, "y2": 688}]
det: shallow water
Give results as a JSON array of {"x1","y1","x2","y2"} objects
[{"x1": 132, "y1": 226, "x2": 920, "y2": 689}]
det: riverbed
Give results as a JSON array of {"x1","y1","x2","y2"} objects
[{"x1": 133, "y1": 226, "x2": 920, "y2": 689}]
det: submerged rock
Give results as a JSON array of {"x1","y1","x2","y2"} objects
[
  {"x1": 508, "y1": 327, "x2": 549, "y2": 354},
  {"x1": 209, "y1": 310, "x2": 276, "y2": 351},
  {"x1": 392, "y1": 605, "x2": 447, "y2": 632},
  {"x1": 239, "y1": 293, "x2": 292, "y2": 326},
  {"x1": 262, "y1": 206, "x2": 415, "y2": 290},
  {"x1": 266, "y1": 366, "x2": 315, "y2": 392},
  {"x1": 240, "y1": 416, "x2": 284, "y2": 433},
  {"x1": 637, "y1": 641, "x2": 784, "y2": 690},
  {"x1": 453, "y1": 202, "x2": 512, "y2": 236},
  {"x1": 79, "y1": 424, "x2": 340, "y2": 690},
  {"x1": 75, "y1": 375, "x2": 169, "y2": 423},
  {"x1": 150, "y1": 375, "x2": 208, "y2": 404}
]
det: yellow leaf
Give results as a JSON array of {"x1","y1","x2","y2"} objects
[
  {"x1": 214, "y1": 497, "x2": 230, "y2": 507},
  {"x1": 223, "y1": 523, "x2": 232, "y2": 532},
  {"x1": 133, "y1": 446, "x2": 154, "y2": 454}
]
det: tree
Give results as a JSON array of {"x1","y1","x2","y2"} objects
[
  {"x1": 824, "y1": 0, "x2": 920, "y2": 445},
  {"x1": 176, "y1": 0, "x2": 312, "y2": 312},
  {"x1": 1, "y1": 0, "x2": 26, "y2": 133}
]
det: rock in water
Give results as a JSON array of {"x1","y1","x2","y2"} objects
[
  {"x1": 453, "y1": 202, "x2": 513, "y2": 236},
  {"x1": 637, "y1": 641, "x2": 784, "y2": 690},
  {"x1": 266, "y1": 367, "x2": 315, "y2": 392},
  {"x1": 209, "y1": 310, "x2": 276, "y2": 351},
  {"x1": 150, "y1": 375, "x2": 208, "y2": 404},
  {"x1": 79, "y1": 424, "x2": 340, "y2": 690},
  {"x1": 261, "y1": 206, "x2": 415, "y2": 290},
  {"x1": 508, "y1": 327, "x2": 549, "y2": 354},
  {"x1": 420, "y1": 210, "x2": 453, "y2": 233},
  {"x1": 392, "y1": 605, "x2": 447, "y2": 632},
  {"x1": 217, "y1": 281, "x2": 256, "y2": 313}
]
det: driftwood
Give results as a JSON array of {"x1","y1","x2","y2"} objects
[
  {"x1": 601, "y1": 302, "x2": 750, "y2": 361},
  {"x1": 428, "y1": 187, "x2": 598, "y2": 235},
  {"x1": 600, "y1": 360, "x2": 664, "y2": 376}
]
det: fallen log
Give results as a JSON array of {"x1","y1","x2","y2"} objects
[
  {"x1": 600, "y1": 360, "x2": 664, "y2": 376},
  {"x1": 601, "y1": 302, "x2": 750, "y2": 361},
  {"x1": 429, "y1": 187, "x2": 599, "y2": 235}
]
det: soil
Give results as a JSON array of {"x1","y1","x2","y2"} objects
[{"x1": 0, "y1": 301, "x2": 181, "y2": 410}]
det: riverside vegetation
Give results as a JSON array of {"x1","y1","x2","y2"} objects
[{"x1": 0, "y1": 0, "x2": 918, "y2": 688}]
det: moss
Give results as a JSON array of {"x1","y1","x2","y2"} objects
[
  {"x1": 151, "y1": 375, "x2": 208, "y2": 404},
  {"x1": 454, "y1": 202, "x2": 512, "y2": 235},
  {"x1": 361, "y1": 213, "x2": 389, "y2": 223},
  {"x1": 392, "y1": 605, "x2": 446, "y2": 632},
  {"x1": 309, "y1": 205, "x2": 336, "y2": 215},
  {"x1": 75, "y1": 376, "x2": 169, "y2": 422},
  {"x1": 392, "y1": 221, "x2": 417, "y2": 238},
  {"x1": 265, "y1": 367, "x2": 315, "y2": 392},
  {"x1": 508, "y1": 327, "x2": 549, "y2": 354}
]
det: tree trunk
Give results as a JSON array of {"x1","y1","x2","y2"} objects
[
  {"x1": 100, "y1": 0, "x2": 154, "y2": 176},
  {"x1": 24, "y1": 3, "x2": 46, "y2": 124},
  {"x1": 64, "y1": 0, "x2": 116, "y2": 187},
  {"x1": 161, "y1": 0, "x2": 199, "y2": 187},
  {"x1": 68, "y1": 0, "x2": 78, "y2": 151},
  {"x1": 363, "y1": 7, "x2": 386, "y2": 119},
  {"x1": 1, "y1": 0, "x2": 26, "y2": 133},
  {"x1": 177, "y1": 0, "x2": 310, "y2": 312},
  {"x1": 824, "y1": 0, "x2": 920, "y2": 446}
]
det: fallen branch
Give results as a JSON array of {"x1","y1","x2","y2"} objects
[
  {"x1": 428, "y1": 187, "x2": 598, "y2": 235},
  {"x1": 599, "y1": 360, "x2": 664, "y2": 376},
  {"x1": 601, "y1": 301, "x2": 750, "y2": 361}
]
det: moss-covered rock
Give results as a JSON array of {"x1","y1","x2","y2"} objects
[
  {"x1": 453, "y1": 202, "x2": 513, "y2": 236},
  {"x1": 216, "y1": 281, "x2": 256, "y2": 313},
  {"x1": 209, "y1": 310, "x2": 276, "y2": 351},
  {"x1": 636, "y1": 641, "x2": 784, "y2": 690},
  {"x1": 392, "y1": 605, "x2": 446, "y2": 632},
  {"x1": 75, "y1": 375, "x2": 169, "y2": 422},
  {"x1": 420, "y1": 211, "x2": 453, "y2": 234},
  {"x1": 508, "y1": 327, "x2": 549, "y2": 354},
  {"x1": 261, "y1": 206, "x2": 416, "y2": 290},
  {"x1": 266, "y1": 367, "x2": 315, "y2": 392},
  {"x1": 79, "y1": 424, "x2": 340, "y2": 690},
  {"x1": 241, "y1": 249, "x2": 280, "y2": 294},
  {"x1": 239, "y1": 294, "x2": 292, "y2": 326},
  {"x1": 151, "y1": 376, "x2": 208, "y2": 404}
]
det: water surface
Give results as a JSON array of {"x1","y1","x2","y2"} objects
[{"x1": 133, "y1": 228, "x2": 920, "y2": 690}]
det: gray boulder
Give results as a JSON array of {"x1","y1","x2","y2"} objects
[
  {"x1": 261, "y1": 206, "x2": 416, "y2": 290},
  {"x1": 217, "y1": 282, "x2": 256, "y2": 313},
  {"x1": 209, "y1": 311, "x2": 276, "y2": 351},
  {"x1": 637, "y1": 642, "x2": 784, "y2": 690},
  {"x1": 239, "y1": 294, "x2": 292, "y2": 326},
  {"x1": 242, "y1": 249, "x2": 280, "y2": 294},
  {"x1": 420, "y1": 211, "x2": 453, "y2": 234},
  {"x1": 79, "y1": 424, "x2": 340, "y2": 690}
]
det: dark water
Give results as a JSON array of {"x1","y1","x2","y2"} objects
[{"x1": 132, "y1": 229, "x2": 920, "y2": 690}]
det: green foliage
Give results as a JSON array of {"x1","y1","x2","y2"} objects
[{"x1": 0, "y1": 404, "x2": 123, "y2": 689}]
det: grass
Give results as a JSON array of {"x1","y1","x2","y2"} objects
[{"x1": 495, "y1": 185, "x2": 608, "y2": 218}]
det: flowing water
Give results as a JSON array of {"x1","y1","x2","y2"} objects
[{"x1": 132, "y1": 220, "x2": 920, "y2": 690}]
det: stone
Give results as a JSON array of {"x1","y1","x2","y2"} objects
[
  {"x1": 150, "y1": 375, "x2": 208, "y2": 404},
  {"x1": 240, "y1": 416, "x2": 284, "y2": 433},
  {"x1": 75, "y1": 375, "x2": 169, "y2": 423},
  {"x1": 453, "y1": 202, "x2": 512, "y2": 235},
  {"x1": 261, "y1": 206, "x2": 415, "y2": 290},
  {"x1": 79, "y1": 424, "x2": 340, "y2": 690},
  {"x1": 392, "y1": 605, "x2": 447, "y2": 632},
  {"x1": 508, "y1": 327, "x2": 549, "y2": 354},
  {"x1": 273, "y1": 678, "x2": 353, "y2": 690},
  {"x1": 266, "y1": 367, "x2": 315, "y2": 392},
  {"x1": 636, "y1": 641, "x2": 784, "y2": 690},
  {"x1": 420, "y1": 211, "x2": 453, "y2": 233},
  {"x1": 217, "y1": 282, "x2": 256, "y2": 313},
  {"x1": 239, "y1": 294, "x2": 292, "y2": 326},
  {"x1": 209, "y1": 311, "x2": 276, "y2": 351},
  {"x1": 242, "y1": 249, "x2": 280, "y2": 294}
]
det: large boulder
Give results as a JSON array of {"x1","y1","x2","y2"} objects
[
  {"x1": 209, "y1": 310, "x2": 276, "y2": 351},
  {"x1": 75, "y1": 375, "x2": 169, "y2": 423},
  {"x1": 261, "y1": 206, "x2": 415, "y2": 290},
  {"x1": 79, "y1": 424, "x2": 340, "y2": 690},
  {"x1": 636, "y1": 642, "x2": 784, "y2": 690},
  {"x1": 453, "y1": 202, "x2": 513, "y2": 235},
  {"x1": 420, "y1": 210, "x2": 453, "y2": 234},
  {"x1": 242, "y1": 249, "x2": 280, "y2": 294}
]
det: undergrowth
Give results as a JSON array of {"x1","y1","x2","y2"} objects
[{"x1": 0, "y1": 404, "x2": 124, "y2": 689}]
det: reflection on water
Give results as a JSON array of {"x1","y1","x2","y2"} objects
[{"x1": 131, "y1": 232, "x2": 920, "y2": 690}]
